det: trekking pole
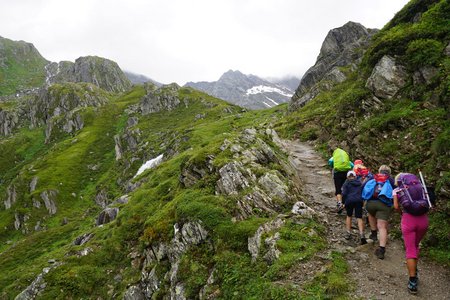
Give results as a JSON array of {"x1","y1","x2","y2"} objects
[{"x1": 418, "y1": 170, "x2": 432, "y2": 208}]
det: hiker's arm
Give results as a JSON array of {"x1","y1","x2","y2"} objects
[{"x1": 393, "y1": 194, "x2": 401, "y2": 213}]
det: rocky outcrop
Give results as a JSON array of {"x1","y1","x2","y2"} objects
[
  {"x1": 248, "y1": 218, "x2": 285, "y2": 262},
  {"x1": 14, "y1": 263, "x2": 62, "y2": 300},
  {"x1": 124, "y1": 221, "x2": 209, "y2": 300},
  {"x1": 139, "y1": 83, "x2": 183, "y2": 115},
  {"x1": 290, "y1": 22, "x2": 378, "y2": 110},
  {"x1": 96, "y1": 207, "x2": 119, "y2": 225},
  {"x1": 0, "y1": 109, "x2": 19, "y2": 136},
  {"x1": 215, "y1": 162, "x2": 250, "y2": 195},
  {"x1": 365, "y1": 55, "x2": 408, "y2": 99},
  {"x1": 27, "y1": 83, "x2": 109, "y2": 142},
  {"x1": 73, "y1": 233, "x2": 94, "y2": 246},
  {"x1": 4, "y1": 184, "x2": 17, "y2": 209},
  {"x1": 45, "y1": 56, "x2": 132, "y2": 93},
  {"x1": 40, "y1": 190, "x2": 58, "y2": 215}
]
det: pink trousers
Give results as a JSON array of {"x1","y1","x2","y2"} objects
[{"x1": 401, "y1": 212, "x2": 429, "y2": 259}]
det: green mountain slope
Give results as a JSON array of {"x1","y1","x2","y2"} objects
[
  {"x1": 279, "y1": 0, "x2": 449, "y2": 262},
  {"x1": 1, "y1": 0, "x2": 449, "y2": 298},
  {"x1": 3, "y1": 81, "x2": 338, "y2": 298},
  {"x1": 0, "y1": 36, "x2": 48, "y2": 96}
]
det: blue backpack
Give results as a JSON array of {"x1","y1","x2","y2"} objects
[{"x1": 362, "y1": 173, "x2": 393, "y2": 206}]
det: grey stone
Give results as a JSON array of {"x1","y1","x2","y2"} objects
[
  {"x1": 96, "y1": 207, "x2": 119, "y2": 225},
  {"x1": 216, "y1": 162, "x2": 250, "y2": 195},
  {"x1": 30, "y1": 176, "x2": 38, "y2": 193},
  {"x1": 123, "y1": 285, "x2": 146, "y2": 300},
  {"x1": 40, "y1": 190, "x2": 58, "y2": 215},
  {"x1": 4, "y1": 184, "x2": 17, "y2": 210},
  {"x1": 365, "y1": 55, "x2": 408, "y2": 99},
  {"x1": 14, "y1": 263, "x2": 61, "y2": 300},
  {"x1": 73, "y1": 233, "x2": 94, "y2": 245},
  {"x1": 248, "y1": 218, "x2": 285, "y2": 261}
]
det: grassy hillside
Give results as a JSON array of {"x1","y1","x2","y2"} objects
[
  {"x1": 0, "y1": 36, "x2": 48, "y2": 96},
  {"x1": 277, "y1": 0, "x2": 450, "y2": 263},
  {"x1": 1, "y1": 83, "x2": 350, "y2": 299}
]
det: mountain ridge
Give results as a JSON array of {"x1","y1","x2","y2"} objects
[{"x1": 185, "y1": 69, "x2": 298, "y2": 110}]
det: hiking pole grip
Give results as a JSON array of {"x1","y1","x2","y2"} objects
[{"x1": 419, "y1": 170, "x2": 432, "y2": 208}]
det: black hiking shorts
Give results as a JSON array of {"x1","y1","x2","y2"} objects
[
  {"x1": 333, "y1": 171, "x2": 347, "y2": 196},
  {"x1": 345, "y1": 202, "x2": 363, "y2": 218}
]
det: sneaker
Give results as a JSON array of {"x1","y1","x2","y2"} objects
[
  {"x1": 360, "y1": 237, "x2": 367, "y2": 245},
  {"x1": 369, "y1": 231, "x2": 378, "y2": 242},
  {"x1": 336, "y1": 202, "x2": 344, "y2": 214},
  {"x1": 344, "y1": 232, "x2": 352, "y2": 240},
  {"x1": 375, "y1": 247, "x2": 385, "y2": 259},
  {"x1": 408, "y1": 279, "x2": 418, "y2": 294}
]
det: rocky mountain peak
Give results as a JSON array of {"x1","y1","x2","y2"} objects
[
  {"x1": 290, "y1": 21, "x2": 378, "y2": 110},
  {"x1": 318, "y1": 21, "x2": 370, "y2": 60},
  {"x1": 46, "y1": 55, "x2": 132, "y2": 93},
  {"x1": 185, "y1": 70, "x2": 296, "y2": 110}
]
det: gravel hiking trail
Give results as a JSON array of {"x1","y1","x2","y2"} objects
[{"x1": 281, "y1": 139, "x2": 450, "y2": 300}]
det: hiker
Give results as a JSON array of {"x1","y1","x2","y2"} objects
[
  {"x1": 393, "y1": 173, "x2": 431, "y2": 294},
  {"x1": 362, "y1": 165, "x2": 395, "y2": 259},
  {"x1": 328, "y1": 148, "x2": 353, "y2": 213},
  {"x1": 342, "y1": 170, "x2": 367, "y2": 245},
  {"x1": 353, "y1": 159, "x2": 373, "y2": 183}
]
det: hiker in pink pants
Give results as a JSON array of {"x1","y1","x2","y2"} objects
[{"x1": 393, "y1": 173, "x2": 430, "y2": 295}]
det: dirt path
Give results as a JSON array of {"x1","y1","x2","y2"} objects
[{"x1": 281, "y1": 139, "x2": 450, "y2": 299}]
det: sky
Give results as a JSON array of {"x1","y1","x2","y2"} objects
[{"x1": 0, "y1": 0, "x2": 410, "y2": 85}]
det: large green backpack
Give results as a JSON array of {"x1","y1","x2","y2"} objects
[{"x1": 333, "y1": 148, "x2": 351, "y2": 171}]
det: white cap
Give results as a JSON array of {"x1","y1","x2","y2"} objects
[{"x1": 347, "y1": 170, "x2": 356, "y2": 177}]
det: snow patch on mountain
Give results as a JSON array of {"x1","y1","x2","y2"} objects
[
  {"x1": 246, "y1": 85, "x2": 293, "y2": 97},
  {"x1": 134, "y1": 154, "x2": 164, "y2": 177}
]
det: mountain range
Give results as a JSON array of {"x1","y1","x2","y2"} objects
[
  {"x1": 185, "y1": 70, "x2": 298, "y2": 110},
  {"x1": 0, "y1": 0, "x2": 449, "y2": 298}
]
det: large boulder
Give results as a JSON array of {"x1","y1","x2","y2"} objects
[{"x1": 365, "y1": 55, "x2": 408, "y2": 99}]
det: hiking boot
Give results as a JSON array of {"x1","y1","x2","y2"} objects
[
  {"x1": 408, "y1": 279, "x2": 418, "y2": 294},
  {"x1": 360, "y1": 237, "x2": 367, "y2": 245},
  {"x1": 375, "y1": 247, "x2": 385, "y2": 259},
  {"x1": 344, "y1": 232, "x2": 352, "y2": 240},
  {"x1": 369, "y1": 231, "x2": 378, "y2": 242}
]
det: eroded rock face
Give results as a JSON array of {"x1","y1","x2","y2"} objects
[
  {"x1": 290, "y1": 21, "x2": 378, "y2": 110},
  {"x1": 365, "y1": 55, "x2": 408, "y2": 99}
]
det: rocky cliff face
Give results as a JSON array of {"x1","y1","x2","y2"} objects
[
  {"x1": 185, "y1": 70, "x2": 295, "y2": 110},
  {"x1": 45, "y1": 56, "x2": 132, "y2": 93},
  {"x1": 289, "y1": 21, "x2": 378, "y2": 110}
]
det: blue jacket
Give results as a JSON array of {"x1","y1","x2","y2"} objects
[{"x1": 342, "y1": 178, "x2": 363, "y2": 205}]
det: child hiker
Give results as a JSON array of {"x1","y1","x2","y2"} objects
[{"x1": 342, "y1": 170, "x2": 367, "y2": 245}]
